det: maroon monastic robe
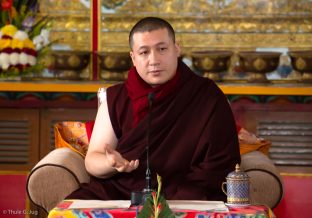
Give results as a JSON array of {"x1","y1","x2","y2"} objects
[{"x1": 67, "y1": 61, "x2": 240, "y2": 201}]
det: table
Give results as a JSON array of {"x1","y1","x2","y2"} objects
[{"x1": 48, "y1": 200, "x2": 274, "y2": 218}]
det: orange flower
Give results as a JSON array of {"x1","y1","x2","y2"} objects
[
  {"x1": 11, "y1": 38, "x2": 23, "y2": 49},
  {"x1": 151, "y1": 191, "x2": 157, "y2": 201},
  {"x1": 0, "y1": 38, "x2": 11, "y2": 50},
  {"x1": 1, "y1": 24, "x2": 17, "y2": 37}
]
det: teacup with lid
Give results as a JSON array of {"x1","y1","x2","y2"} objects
[{"x1": 222, "y1": 164, "x2": 250, "y2": 206}]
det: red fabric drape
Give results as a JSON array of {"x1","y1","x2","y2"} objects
[{"x1": 125, "y1": 66, "x2": 180, "y2": 127}]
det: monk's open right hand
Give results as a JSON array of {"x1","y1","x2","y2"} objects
[{"x1": 104, "y1": 144, "x2": 139, "y2": 173}]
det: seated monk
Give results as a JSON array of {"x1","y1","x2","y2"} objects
[{"x1": 66, "y1": 17, "x2": 241, "y2": 201}]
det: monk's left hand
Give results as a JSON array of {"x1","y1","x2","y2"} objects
[{"x1": 104, "y1": 144, "x2": 140, "y2": 173}]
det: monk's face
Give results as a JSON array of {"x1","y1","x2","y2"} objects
[{"x1": 130, "y1": 28, "x2": 181, "y2": 86}]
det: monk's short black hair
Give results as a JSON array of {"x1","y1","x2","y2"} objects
[{"x1": 129, "y1": 17, "x2": 176, "y2": 50}]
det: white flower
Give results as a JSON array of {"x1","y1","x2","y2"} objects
[
  {"x1": 0, "y1": 53, "x2": 10, "y2": 70},
  {"x1": 19, "y1": 53, "x2": 28, "y2": 65},
  {"x1": 41, "y1": 29, "x2": 50, "y2": 44},
  {"x1": 33, "y1": 35, "x2": 44, "y2": 50},
  {"x1": 9, "y1": 53, "x2": 20, "y2": 65},
  {"x1": 33, "y1": 29, "x2": 50, "y2": 50},
  {"x1": 13, "y1": 30, "x2": 29, "y2": 41},
  {"x1": 28, "y1": 55, "x2": 37, "y2": 66}
]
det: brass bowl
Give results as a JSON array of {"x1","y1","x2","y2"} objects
[
  {"x1": 42, "y1": 51, "x2": 91, "y2": 79},
  {"x1": 97, "y1": 52, "x2": 132, "y2": 81},
  {"x1": 288, "y1": 50, "x2": 312, "y2": 82},
  {"x1": 191, "y1": 50, "x2": 233, "y2": 81},
  {"x1": 237, "y1": 51, "x2": 281, "y2": 83}
]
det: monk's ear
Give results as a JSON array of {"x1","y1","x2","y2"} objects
[
  {"x1": 175, "y1": 42, "x2": 181, "y2": 57},
  {"x1": 130, "y1": 51, "x2": 136, "y2": 66}
]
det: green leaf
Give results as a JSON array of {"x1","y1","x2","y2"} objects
[
  {"x1": 138, "y1": 194, "x2": 175, "y2": 218},
  {"x1": 28, "y1": 16, "x2": 50, "y2": 39},
  {"x1": 158, "y1": 195, "x2": 175, "y2": 218},
  {"x1": 138, "y1": 196, "x2": 154, "y2": 218},
  {"x1": 1, "y1": 10, "x2": 9, "y2": 25}
]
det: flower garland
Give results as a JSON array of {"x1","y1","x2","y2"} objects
[{"x1": 0, "y1": 0, "x2": 51, "y2": 78}]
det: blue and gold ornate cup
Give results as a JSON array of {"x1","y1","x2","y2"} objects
[{"x1": 222, "y1": 164, "x2": 250, "y2": 206}]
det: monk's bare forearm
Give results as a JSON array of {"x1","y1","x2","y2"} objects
[{"x1": 85, "y1": 151, "x2": 117, "y2": 179}]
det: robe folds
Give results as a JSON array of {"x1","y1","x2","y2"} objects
[{"x1": 67, "y1": 61, "x2": 240, "y2": 201}]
